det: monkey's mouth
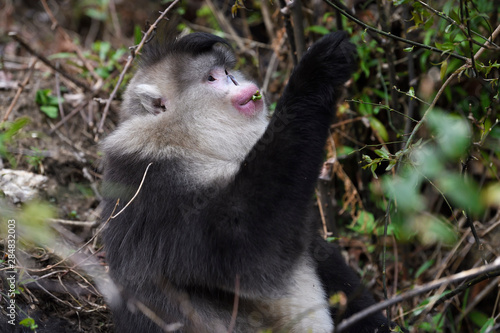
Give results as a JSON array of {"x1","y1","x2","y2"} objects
[{"x1": 233, "y1": 86, "x2": 264, "y2": 117}]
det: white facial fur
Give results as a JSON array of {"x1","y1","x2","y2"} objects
[{"x1": 103, "y1": 51, "x2": 269, "y2": 185}]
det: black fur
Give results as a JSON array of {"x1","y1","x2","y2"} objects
[
  {"x1": 102, "y1": 32, "x2": 396, "y2": 332},
  {"x1": 139, "y1": 32, "x2": 235, "y2": 69}
]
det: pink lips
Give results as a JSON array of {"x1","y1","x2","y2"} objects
[{"x1": 232, "y1": 85, "x2": 263, "y2": 117}]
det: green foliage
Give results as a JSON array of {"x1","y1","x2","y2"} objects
[
  {"x1": 15, "y1": 201, "x2": 56, "y2": 246},
  {"x1": 35, "y1": 89, "x2": 62, "y2": 119},
  {"x1": 19, "y1": 317, "x2": 38, "y2": 330},
  {"x1": 478, "y1": 317, "x2": 495, "y2": 333},
  {"x1": 416, "y1": 312, "x2": 445, "y2": 332},
  {"x1": 469, "y1": 310, "x2": 491, "y2": 330},
  {"x1": 380, "y1": 109, "x2": 483, "y2": 244},
  {"x1": 0, "y1": 117, "x2": 29, "y2": 167},
  {"x1": 415, "y1": 259, "x2": 434, "y2": 279},
  {"x1": 49, "y1": 40, "x2": 128, "y2": 91},
  {"x1": 306, "y1": 25, "x2": 330, "y2": 35},
  {"x1": 25, "y1": 147, "x2": 45, "y2": 172},
  {"x1": 89, "y1": 41, "x2": 127, "y2": 79},
  {"x1": 197, "y1": 5, "x2": 220, "y2": 31},
  {"x1": 348, "y1": 210, "x2": 376, "y2": 233},
  {"x1": 81, "y1": 0, "x2": 110, "y2": 21}
]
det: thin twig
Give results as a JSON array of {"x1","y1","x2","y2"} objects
[
  {"x1": 227, "y1": 275, "x2": 240, "y2": 333},
  {"x1": 278, "y1": 0, "x2": 298, "y2": 66},
  {"x1": 96, "y1": 0, "x2": 180, "y2": 137},
  {"x1": 2, "y1": 58, "x2": 37, "y2": 122},
  {"x1": 54, "y1": 62, "x2": 68, "y2": 134},
  {"x1": 111, "y1": 163, "x2": 153, "y2": 219},
  {"x1": 21, "y1": 200, "x2": 120, "y2": 273},
  {"x1": 108, "y1": 0, "x2": 123, "y2": 40},
  {"x1": 403, "y1": 23, "x2": 500, "y2": 153},
  {"x1": 49, "y1": 100, "x2": 90, "y2": 134},
  {"x1": 40, "y1": 0, "x2": 101, "y2": 83},
  {"x1": 403, "y1": 4, "x2": 417, "y2": 148},
  {"x1": 460, "y1": 0, "x2": 478, "y2": 77},
  {"x1": 336, "y1": 259, "x2": 500, "y2": 332},
  {"x1": 8, "y1": 32, "x2": 93, "y2": 92},
  {"x1": 290, "y1": 0, "x2": 306, "y2": 60},
  {"x1": 323, "y1": 0, "x2": 469, "y2": 62},
  {"x1": 417, "y1": 0, "x2": 500, "y2": 49},
  {"x1": 49, "y1": 219, "x2": 98, "y2": 227}
]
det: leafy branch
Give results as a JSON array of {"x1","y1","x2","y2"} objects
[{"x1": 323, "y1": 0, "x2": 469, "y2": 62}]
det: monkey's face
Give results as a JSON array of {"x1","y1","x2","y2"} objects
[
  {"x1": 170, "y1": 50, "x2": 266, "y2": 123},
  {"x1": 113, "y1": 48, "x2": 269, "y2": 172},
  {"x1": 172, "y1": 53, "x2": 268, "y2": 162}
]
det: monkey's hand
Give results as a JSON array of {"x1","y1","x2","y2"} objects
[{"x1": 285, "y1": 31, "x2": 357, "y2": 100}]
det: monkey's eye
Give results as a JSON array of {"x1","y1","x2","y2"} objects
[{"x1": 207, "y1": 75, "x2": 216, "y2": 82}]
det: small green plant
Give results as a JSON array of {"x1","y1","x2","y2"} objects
[
  {"x1": 19, "y1": 317, "x2": 38, "y2": 330},
  {"x1": 80, "y1": 0, "x2": 110, "y2": 21},
  {"x1": 25, "y1": 147, "x2": 45, "y2": 172},
  {"x1": 49, "y1": 40, "x2": 128, "y2": 91},
  {"x1": 89, "y1": 41, "x2": 127, "y2": 79},
  {"x1": 35, "y1": 89, "x2": 62, "y2": 119},
  {"x1": 0, "y1": 117, "x2": 29, "y2": 167}
]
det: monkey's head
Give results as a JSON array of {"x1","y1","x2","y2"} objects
[
  {"x1": 108, "y1": 33, "x2": 269, "y2": 178},
  {"x1": 121, "y1": 32, "x2": 267, "y2": 122}
]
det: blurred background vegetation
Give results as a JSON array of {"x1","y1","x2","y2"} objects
[{"x1": 0, "y1": 0, "x2": 499, "y2": 332}]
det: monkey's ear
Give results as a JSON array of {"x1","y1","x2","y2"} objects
[{"x1": 136, "y1": 83, "x2": 168, "y2": 115}]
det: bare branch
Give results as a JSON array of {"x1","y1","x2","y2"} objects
[{"x1": 336, "y1": 259, "x2": 500, "y2": 332}]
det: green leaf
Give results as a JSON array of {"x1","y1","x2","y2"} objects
[
  {"x1": 356, "y1": 210, "x2": 376, "y2": 233},
  {"x1": 408, "y1": 86, "x2": 415, "y2": 98},
  {"x1": 437, "y1": 174, "x2": 485, "y2": 216},
  {"x1": 133, "y1": 25, "x2": 143, "y2": 45},
  {"x1": 383, "y1": 171, "x2": 424, "y2": 212},
  {"x1": 40, "y1": 106, "x2": 59, "y2": 119},
  {"x1": 111, "y1": 47, "x2": 127, "y2": 62},
  {"x1": 426, "y1": 111, "x2": 471, "y2": 159},
  {"x1": 336, "y1": 145, "x2": 355, "y2": 157},
  {"x1": 411, "y1": 11, "x2": 423, "y2": 26},
  {"x1": 98, "y1": 41, "x2": 111, "y2": 60},
  {"x1": 385, "y1": 159, "x2": 397, "y2": 171},
  {"x1": 370, "y1": 163, "x2": 378, "y2": 179},
  {"x1": 410, "y1": 214, "x2": 457, "y2": 246},
  {"x1": 469, "y1": 310, "x2": 490, "y2": 328},
  {"x1": 411, "y1": 146, "x2": 444, "y2": 178},
  {"x1": 306, "y1": 25, "x2": 330, "y2": 35},
  {"x1": 35, "y1": 89, "x2": 51, "y2": 106},
  {"x1": 482, "y1": 183, "x2": 500, "y2": 207},
  {"x1": 47, "y1": 95, "x2": 63, "y2": 106},
  {"x1": 403, "y1": 46, "x2": 415, "y2": 52},
  {"x1": 415, "y1": 259, "x2": 434, "y2": 278},
  {"x1": 369, "y1": 117, "x2": 389, "y2": 141},
  {"x1": 1, "y1": 117, "x2": 29, "y2": 138},
  {"x1": 374, "y1": 147, "x2": 390, "y2": 159},
  {"x1": 440, "y1": 61, "x2": 448, "y2": 81},
  {"x1": 17, "y1": 201, "x2": 56, "y2": 245},
  {"x1": 96, "y1": 67, "x2": 110, "y2": 79},
  {"x1": 479, "y1": 318, "x2": 495, "y2": 333},
  {"x1": 85, "y1": 8, "x2": 107, "y2": 21},
  {"x1": 19, "y1": 317, "x2": 38, "y2": 329}
]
